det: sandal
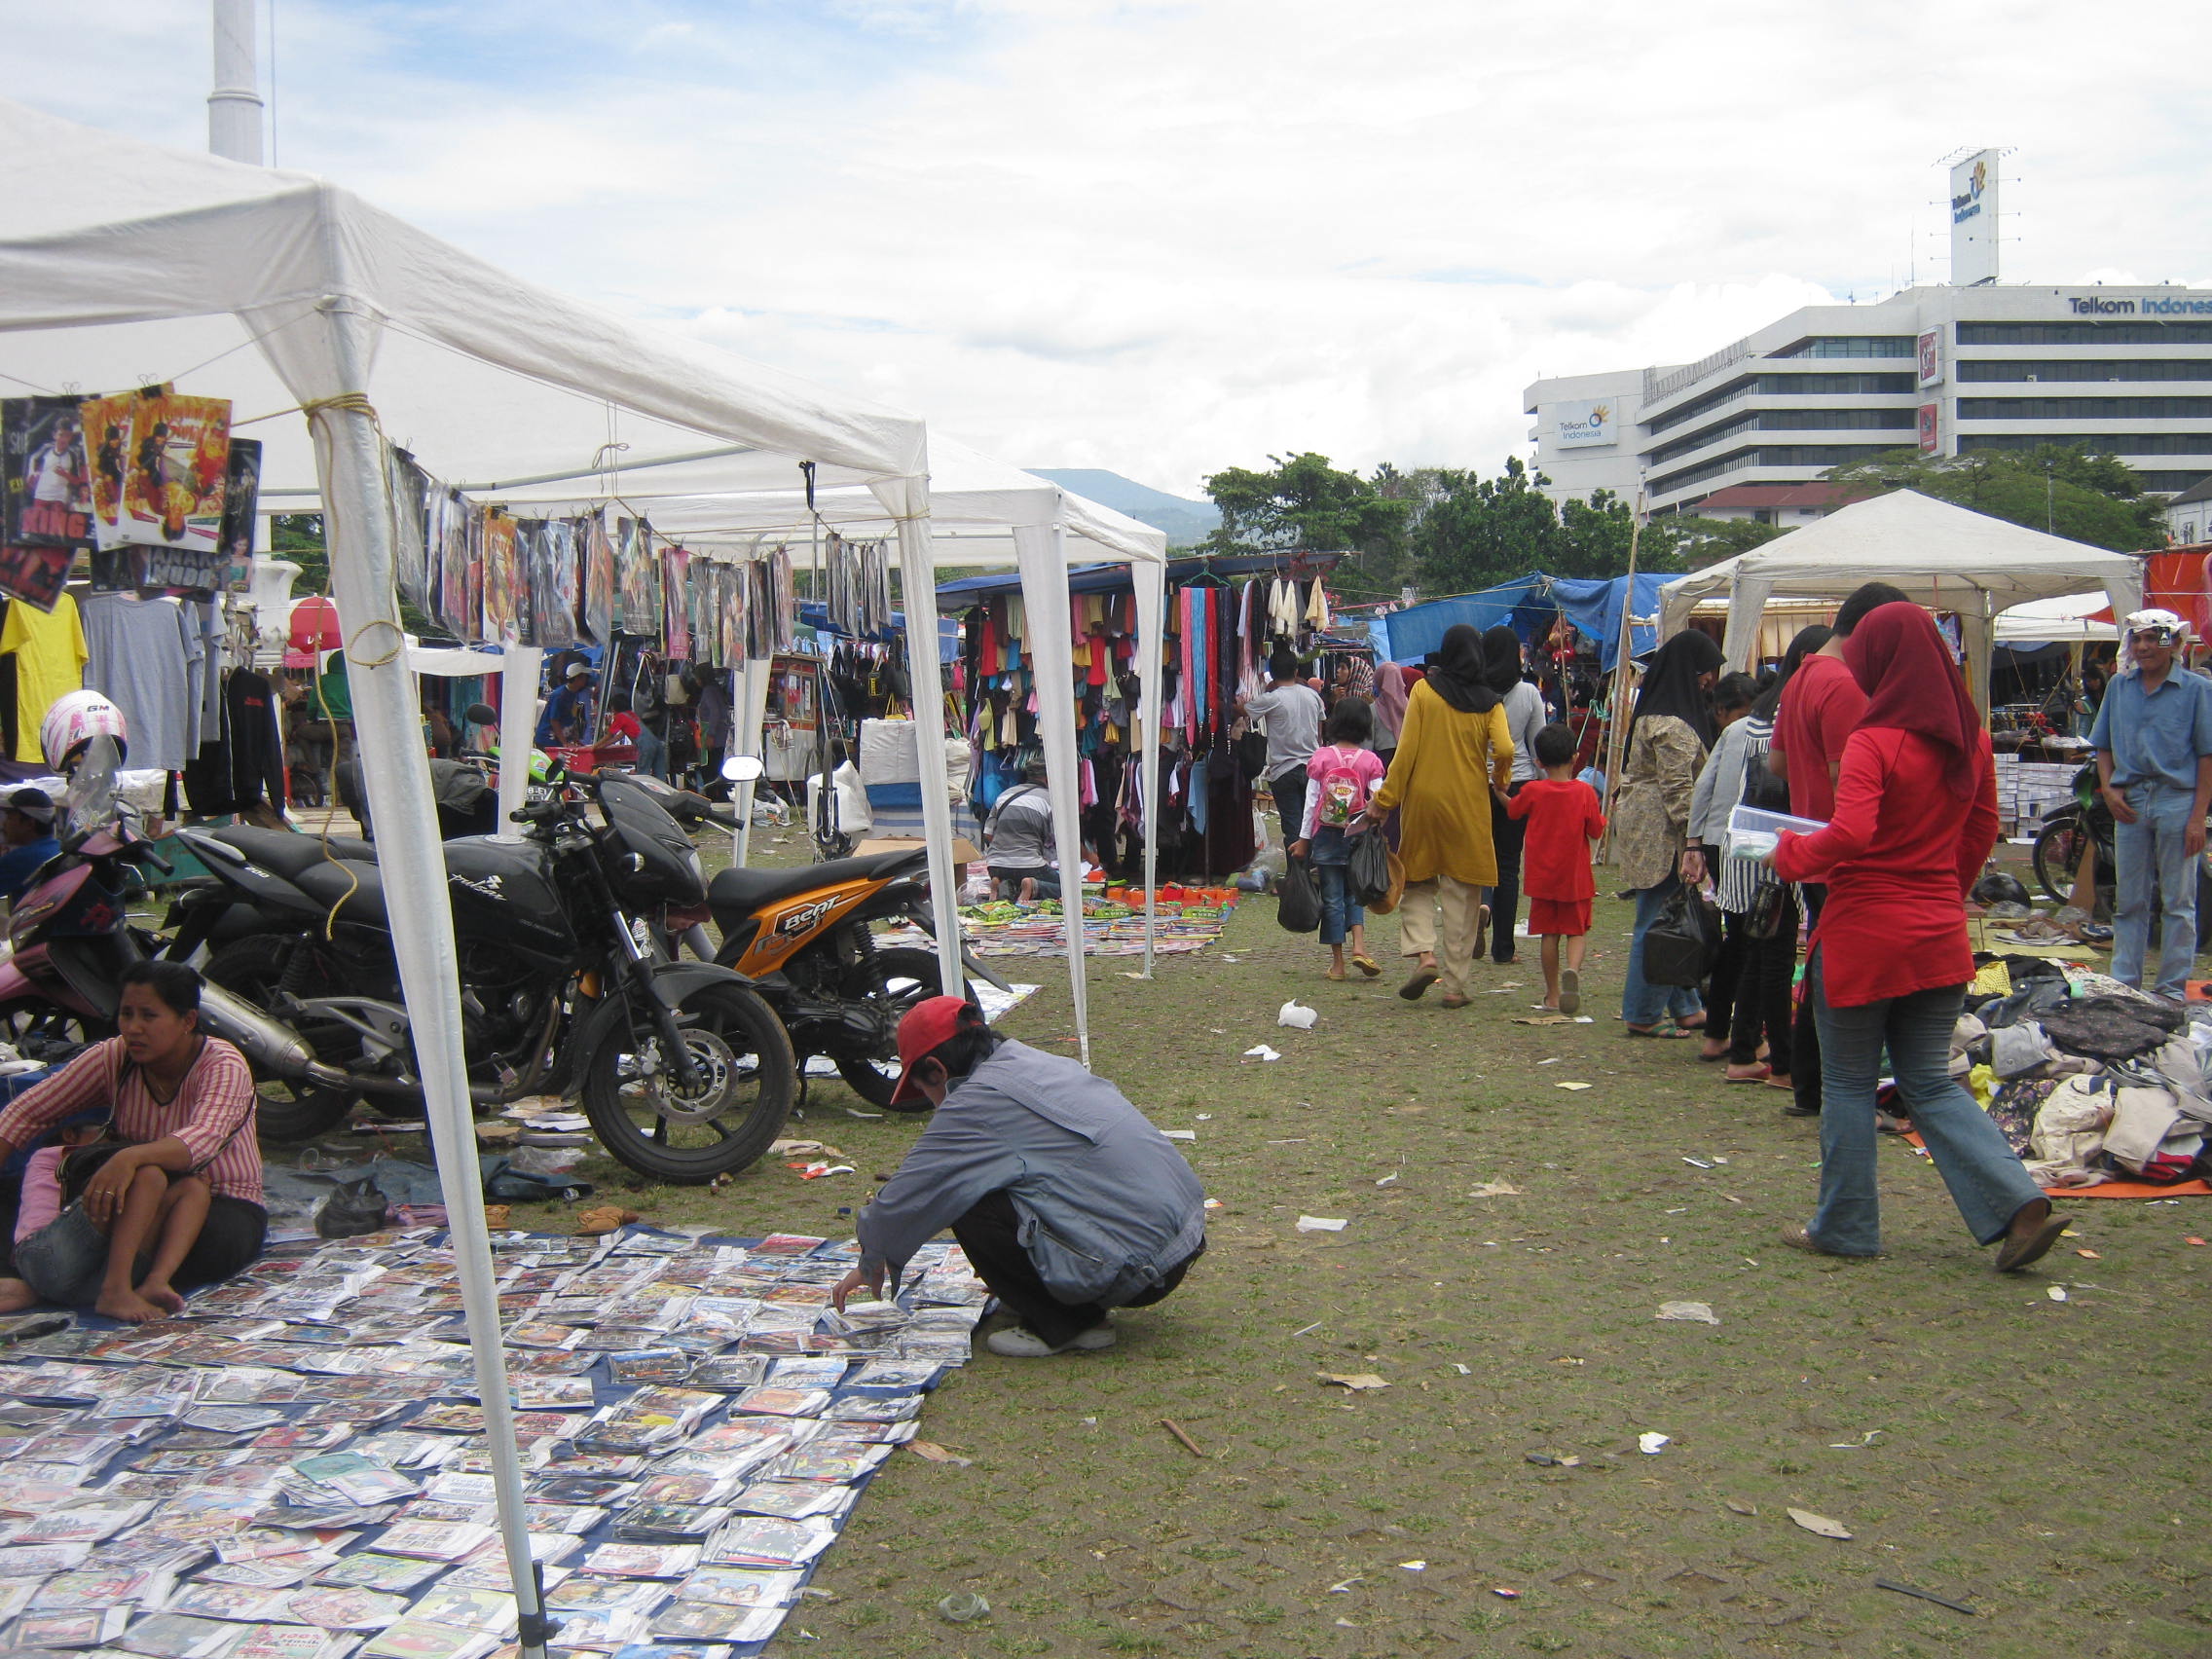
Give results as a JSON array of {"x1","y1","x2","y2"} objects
[
  {"x1": 1350, "y1": 953, "x2": 1382, "y2": 978},
  {"x1": 1722, "y1": 1065, "x2": 1771, "y2": 1084},
  {"x1": 1439, "y1": 994, "x2": 1471, "y2": 1010},
  {"x1": 1399, "y1": 966, "x2": 1440, "y2": 1002},
  {"x1": 1625, "y1": 1021, "x2": 1692, "y2": 1039},
  {"x1": 1779, "y1": 1224, "x2": 1874, "y2": 1259},
  {"x1": 1994, "y1": 1202, "x2": 2071, "y2": 1273},
  {"x1": 1327, "y1": 966, "x2": 1347, "y2": 982},
  {"x1": 1559, "y1": 969, "x2": 1580, "y2": 1015}
]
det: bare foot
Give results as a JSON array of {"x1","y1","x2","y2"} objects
[
  {"x1": 94, "y1": 1287, "x2": 166, "y2": 1325},
  {"x1": 138, "y1": 1283, "x2": 185, "y2": 1314},
  {"x1": 0, "y1": 1278, "x2": 37, "y2": 1314}
]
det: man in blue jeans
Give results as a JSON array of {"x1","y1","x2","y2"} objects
[{"x1": 2089, "y1": 609, "x2": 2212, "y2": 999}]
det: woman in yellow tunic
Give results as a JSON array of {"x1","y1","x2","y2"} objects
[{"x1": 1363, "y1": 625, "x2": 1515, "y2": 1007}]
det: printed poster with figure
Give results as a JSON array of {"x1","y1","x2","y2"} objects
[
  {"x1": 115, "y1": 387, "x2": 231, "y2": 552},
  {"x1": 582, "y1": 511, "x2": 616, "y2": 645},
  {"x1": 482, "y1": 510, "x2": 519, "y2": 644},
  {"x1": 3, "y1": 395, "x2": 95, "y2": 546},
  {"x1": 528, "y1": 517, "x2": 580, "y2": 648},
  {"x1": 431, "y1": 487, "x2": 471, "y2": 636},
  {"x1": 219, "y1": 438, "x2": 262, "y2": 592},
  {"x1": 384, "y1": 444, "x2": 429, "y2": 611},
  {"x1": 79, "y1": 389, "x2": 135, "y2": 547},
  {"x1": 616, "y1": 517, "x2": 660, "y2": 638},
  {"x1": 0, "y1": 543, "x2": 72, "y2": 610},
  {"x1": 661, "y1": 543, "x2": 690, "y2": 659}
]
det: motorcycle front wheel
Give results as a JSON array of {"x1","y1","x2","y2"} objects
[
  {"x1": 834, "y1": 946, "x2": 949, "y2": 1111},
  {"x1": 2031, "y1": 813, "x2": 2096, "y2": 905},
  {"x1": 581, "y1": 982, "x2": 796, "y2": 1184}
]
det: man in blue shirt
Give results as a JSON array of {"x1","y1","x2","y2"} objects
[
  {"x1": 0, "y1": 790, "x2": 59, "y2": 904},
  {"x1": 2089, "y1": 609, "x2": 2212, "y2": 997},
  {"x1": 535, "y1": 661, "x2": 594, "y2": 747}
]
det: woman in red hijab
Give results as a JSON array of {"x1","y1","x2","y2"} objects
[{"x1": 1771, "y1": 602, "x2": 2068, "y2": 1270}]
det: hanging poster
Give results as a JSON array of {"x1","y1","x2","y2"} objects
[
  {"x1": 482, "y1": 510, "x2": 519, "y2": 644},
  {"x1": 119, "y1": 387, "x2": 231, "y2": 552},
  {"x1": 0, "y1": 543, "x2": 73, "y2": 611},
  {"x1": 431, "y1": 486, "x2": 469, "y2": 635},
  {"x1": 527, "y1": 517, "x2": 580, "y2": 649},
  {"x1": 3, "y1": 396, "x2": 95, "y2": 547},
  {"x1": 661, "y1": 544, "x2": 690, "y2": 660},
  {"x1": 78, "y1": 390, "x2": 134, "y2": 548},
  {"x1": 385, "y1": 444, "x2": 429, "y2": 612},
  {"x1": 722, "y1": 563, "x2": 745, "y2": 668},
  {"x1": 89, "y1": 543, "x2": 226, "y2": 597},
  {"x1": 582, "y1": 511, "x2": 616, "y2": 645},
  {"x1": 616, "y1": 518, "x2": 660, "y2": 638},
  {"x1": 220, "y1": 437, "x2": 262, "y2": 593}
]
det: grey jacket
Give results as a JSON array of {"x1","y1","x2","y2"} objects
[{"x1": 855, "y1": 1040, "x2": 1207, "y2": 1306}]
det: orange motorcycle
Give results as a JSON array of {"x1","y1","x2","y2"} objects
[{"x1": 706, "y1": 845, "x2": 1008, "y2": 1111}]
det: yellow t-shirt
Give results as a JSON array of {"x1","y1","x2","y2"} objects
[{"x1": 0, "y1": 594, "x2": 90, "y2": 763}]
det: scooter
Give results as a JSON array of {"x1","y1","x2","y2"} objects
[{"x1": 704, "y1": 756, "x2": 1007, "y2": 1110}]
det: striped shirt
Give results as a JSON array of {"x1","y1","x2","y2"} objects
[{"x1": 0, "y1": 1038, "x2": 263, "y2": 1205}]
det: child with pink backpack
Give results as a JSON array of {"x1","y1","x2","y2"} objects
[{"x1": 1289, "y1": 698, "x2": 1387, "y2": 981}]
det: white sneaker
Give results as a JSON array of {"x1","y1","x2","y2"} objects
[{"x1": 985, "y1": 1322, "x2": 1116, "y2": 1357}]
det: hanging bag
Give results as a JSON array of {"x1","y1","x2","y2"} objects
[
  {"x1": 1346, "y1": 827, "x2": 1393, "y2": 909},
  {"x1": 1641, "y1": 881, "x2": 1722, "y2": 987},
  {"x1": 1276, "y1": 853, "x2": 1321, "y2": 934}
]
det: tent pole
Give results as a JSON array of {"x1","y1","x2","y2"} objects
[
  {"x1": 896, "y1": 508, "x2": 964, "y2": 996},
  {"x1": 1597, "y1": 514, "x2": 1642, "y2": 864},
  {"x1": 735, "y1": 654, "x2": 770, "y2": 866},
  {"x1": 298, "y1": 302, "x2": 548, "y2": 1659},
  {"x1": 1014, "y1": 523, "x2": 1089, "y2": 1066},
  {"x1": 495, "y1": 645, "x2": 541, "y2": 837},
  {"x1": 1133, "y1": 558, "x2": 1166, "y2": 977}
]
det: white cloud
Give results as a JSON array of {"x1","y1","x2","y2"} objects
[{"x1": 8, "y1": 0, "x2": 2212, "y2": 498}]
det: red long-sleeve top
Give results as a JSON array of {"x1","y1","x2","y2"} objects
[{"x1": 1771, "y1": 728, "x2": 1998, "y2": 1009}]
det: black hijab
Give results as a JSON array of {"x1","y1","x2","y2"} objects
[
  {"x1": 1426, "y1": 624, "x2": 1498, "y2": 714},
  {"x1": 1480, "y1": 625, "x2": 1524, "y2": 695},
  {"x1": 1629, "y1": 630, "x2": 1725, "y2": 748}
]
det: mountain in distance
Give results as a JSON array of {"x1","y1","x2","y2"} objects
[{"x1": 1028, "y1": 468, "x2": 1221, "y2": 549}]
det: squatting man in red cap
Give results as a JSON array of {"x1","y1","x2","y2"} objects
[{"x1": 831, "y1": 997, "x2": 1207, "y2": 1357}]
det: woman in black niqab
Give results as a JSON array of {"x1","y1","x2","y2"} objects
[
  {"x1": 1629, "y1": 630, "x2": 1725, "y2": 748},
  {"x1": 1423, "y1": 624, "x2": 1498, "y2": 716}
]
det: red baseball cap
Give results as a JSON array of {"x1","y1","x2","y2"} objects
[{"x1": 891, "y1": 995, "x2": 985, "y2": 1106}]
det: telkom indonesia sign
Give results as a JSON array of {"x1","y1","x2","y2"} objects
[
  {"x1": 1552, "y1": 399, "x2": 1616, "y2": 449},
  {"x1": 1949, "y1": 150, "x2": 2000, "y2": 286}
]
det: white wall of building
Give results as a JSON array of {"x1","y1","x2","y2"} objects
[{"x1": 1520, "y1": 369, "x2": 1646, "y2": 505}]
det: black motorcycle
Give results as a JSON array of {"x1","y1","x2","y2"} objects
[{"x1": 169, "y1": 771, "x2": 797, "y2": 1185}]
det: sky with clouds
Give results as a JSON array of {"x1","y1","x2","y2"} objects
[{"x1": 8, "y1": 0, "x2": 2211, "y2": 498}]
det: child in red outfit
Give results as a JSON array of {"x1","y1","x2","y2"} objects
[{"x1": 1507, "y1": 722, "x2": 1607, "y2": 1014}]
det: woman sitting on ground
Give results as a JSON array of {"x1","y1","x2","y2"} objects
[{"x1": 0, "y1": 961, "x2": 264, "y2": 1322}]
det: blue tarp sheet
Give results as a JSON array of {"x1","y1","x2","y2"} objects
[{"x1": 1369, "y1": 571, "x2": 1673, "y2": 671}]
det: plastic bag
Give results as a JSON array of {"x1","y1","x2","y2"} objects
[
  {"x1": 1346, "y1": 828, "x2": 1392, "y2": 908},
  {"x1": 314, "y1": 1175, "x2": 390, "y2": 1239},
  {"x1": 1276, "y1": 854, "x2": 1321, "y2": 934},
  {"x1": 1641, "y1": 883, "x2": 1721, "y2": 987}
]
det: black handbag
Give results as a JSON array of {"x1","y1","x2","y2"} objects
[
  {"x1": 1276, "y1": 854, "x2": 1321, "y2": 934},
  {"x1": 1236, "y1": 730, "x2": 1269, "y2": 783},
  {"x1": 1641, "y1": 882, "x2": 1722, "y2": 986},
  {"x1": 1346, "y1": 829, "x2": 1392, "y2": 908}
]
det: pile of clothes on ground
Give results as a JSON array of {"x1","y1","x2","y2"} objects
[{"x1": 1953, "y1": 957, "x2": 2212, "y2": 1188}]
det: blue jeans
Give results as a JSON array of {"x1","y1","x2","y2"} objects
[
  {"x1": 1309, "y1": 830, "x2": 1363, "y2": 947},
  {"x1": 1622, "y1": 874, "x2": 1704, "y2": 1026},
  {"x1": 2112, "y1": 781, "x2": 2199, "y2": 999},
  {"x1": 1808, "y1": 953, "x2": 2043, "y2": 1256}
]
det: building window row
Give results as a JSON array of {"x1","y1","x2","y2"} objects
[
  {"x1": 1956, "y1": 432, "x2": 2212, "y2": 457},
  {"x1": 1768, "y1": 336, "x2": 1918, "y2": 359},
  {"x1": 1957, "y1": 320, "x2": 2212, "y2": 347},
  {"x1": 1649, "y1": 443, "x2": 1903, "y2": 497},
  {"x1": 1647, "y1": 407, "x2": 1916, "y2": 466},
  {"x1": 2136, "y1": 470, "x2": 2212, "y2": 494},
  {"x1": 1957, "y1": 397, "x2": 2212, "y2": 422},
  {"x1": 1642, "y1": 372, "x2": 1915, "y2": 434},
  {"x1": 1956, "y1": 359, "x2": 2212, "y2": 385}
]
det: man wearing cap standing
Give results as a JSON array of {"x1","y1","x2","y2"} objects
[
  {"x1": 536, "y1": 661, "x2": 596, "y2": 748},
  {"x1": 2090, "y1": 609, "x2": 2212, "y2": 999},
  {"x1": 0, "y1": 790, "x2": 59, "y2": 905},
  {"x1": 832, "y1": 998, "x2": 1206, "y2": 1358}
]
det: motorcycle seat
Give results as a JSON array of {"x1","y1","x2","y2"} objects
[
  {"x1": 293, "y1": 859, "x2": 388, "y2": 927},
  {"x1": 709, "y1": 849, "x2": 928, "y2": 915},
  {"x1": 208, "y1": 826, "x2": 379, "y2": 879}
]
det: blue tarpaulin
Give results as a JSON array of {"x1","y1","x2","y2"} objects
[{"x1": 1369, "y1": 571, "x2": 1673, "y2": 671}]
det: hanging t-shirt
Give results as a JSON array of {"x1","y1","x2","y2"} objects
[
  {"x1": 0, "y1": 593, "x2": 89, "y2": 764},
  {"x1": 81, "y1": 593, "x2": 202, "y2": 772}
]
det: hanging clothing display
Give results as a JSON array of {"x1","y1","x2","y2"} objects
[
  {"x1": 0, "y1": 591, "x2": 88, "y2": 762},
  {"x1": 81, "y1": 591, "x2": 201, "y2": 771}
]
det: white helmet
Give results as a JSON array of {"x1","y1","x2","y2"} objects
[{"x1": 40, "y1": 690, "x2": 129, "y2": 774}]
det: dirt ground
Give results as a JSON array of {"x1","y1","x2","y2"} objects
[{"x1": 295, "y1": 821, "x2": 2212, "y2": 1657}]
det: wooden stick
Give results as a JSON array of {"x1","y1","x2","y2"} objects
[{"x1": 1161, "y1": 1418, "x2": 1207, "y2": 1458}]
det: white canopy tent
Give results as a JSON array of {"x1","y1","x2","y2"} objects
[
  {"x1": 1995, "y1": 592, "x2": 2120, "y2": 644},
  {"x1": 512, "y1": 437, "x2": 1175, "y2": 1068},
  {"x1": 0, "y1": 99, "x2": 940, "y2": 1653},
  {"x1": 1656, "y1": 491, "x2": 2145, "y2": 706}
]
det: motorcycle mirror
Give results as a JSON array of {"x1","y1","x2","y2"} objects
[
  {"x1": 721, "y1": 755, "x2": 765, "y2": 784},
  {"x1": 464, "y1": 703, "x2": 500, "y2": 726}
]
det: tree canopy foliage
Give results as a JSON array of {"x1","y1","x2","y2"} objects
[{"x1": 1823, "y1": 446, "x2": 2165, "y2": 553}]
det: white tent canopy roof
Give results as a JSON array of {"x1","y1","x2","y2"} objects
[
  {"x1": 1657, "y1": 491, "x2": 2144, "y2": 696},
  {"x1": 0, "y1": 97, "x2": 927, "y2": 512},
  {"x1": 504, "y1": 434, "x2": 1168, "y2": 569},
  {"x1": 1996, "y1": 592, "x2": 2120, "y2": 643}
]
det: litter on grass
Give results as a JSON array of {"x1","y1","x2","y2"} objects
[
  {"x1": 1656, "y1": 1301, "x2": 1720, "y2": 1325},
  {"x1": 1161, "y1": 1129, "x2": 1197, "y2": 1141},
  {"x1": 1638, "y1": 1432, "x2": 1671, "y2": 1455},
  {"x1": 936, "y1": 1593, "x2": 989, "y2": 1623},
  {"x1": 1317, "y1": 1373, "x2": 1390, "y2": 1392},
  {"x1": 1788, "y1": 1508, "x2": 1853, "y2": 1540},
  {"x1": 1242, "y1": 1045, "x2": 1283, "y2": 1062},
  {"x1": 1277, "y1": 1001, "x2": 1318, "y2": 1030},
  {"x1": 907, "y1": 1442, "x2": 973, "y2": 1467},
  {"x1": 1468, "y1": 1181, "x2": 1524, "y2": 1198},
  {"x1": 2047, "y1": 1284, "x2": 2069, "y2": 1302},
  {"x1": 1555, "y1": 1082, "x2": 1594, "y2": 1091},
  {"x1": 1725, "y1": 1498, "x2": 1757, "y2": 1516},
  {"x1": 1296, "y1": 1216, "x2": 1348, "y2": 1233}
]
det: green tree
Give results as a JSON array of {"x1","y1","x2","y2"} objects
[
  {"x1": 1202, "y1": 452, "x2": 1409, "y2": 594},
  {"x1": 271, "y1": 512, "x2": 328, "y2": 593},
  {"x1": 1408, "y1": 457, "x2": 1565, "y2": 596},
  {"x1": 1823, "y1": 446, "x2": 2165, "y2": 552},
  {"x1": 1659, "y1": 514, "x2": 1793, "y2": 565}
]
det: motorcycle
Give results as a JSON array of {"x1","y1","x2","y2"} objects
[
  {"x1": 2031, "y1": 760, "x2": 2212, "y2": 949},
  {"x1": 166, "y1": 761, "x2": 797, "y2": 1184},
  {"x1": 704, "y1": 757, "x2": 1007, "y2": 1110}
]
